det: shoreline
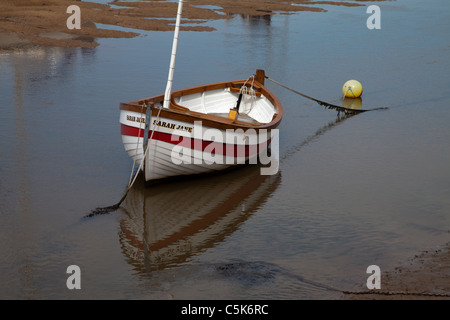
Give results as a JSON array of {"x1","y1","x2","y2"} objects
[
  {"x1": 343, "y1": 242, "x2": 450, "y2": 300},
  {"x1": 0, "y1": 0, "x2": 363, "y2": 50}
]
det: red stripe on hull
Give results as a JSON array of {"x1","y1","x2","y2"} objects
[{"x1": 121, "y1": 124, "x2": 270, "y2": 157}]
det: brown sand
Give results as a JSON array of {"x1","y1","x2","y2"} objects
[
  {"x1": 0, "y1": 0, "x2": 363, "y2": 49},
  {"x1": 343, "y1": 243, "x2": 450, "y2": 300}
]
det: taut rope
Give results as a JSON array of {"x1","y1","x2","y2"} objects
[{"x1": 265, "y1": 76, "x2": 388, "y2": 114}]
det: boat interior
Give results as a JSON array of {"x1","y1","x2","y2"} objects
[{"x1": 170, "y1": 87, "x2": 277, "y2": 124}]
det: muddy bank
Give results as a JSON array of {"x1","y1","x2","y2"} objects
[
  {"x1": 343, "y1": 243, "x2": 450, "y2": 300},
  {"x1": 0, "y1": 0, "x2": 364, "y2": 49}
]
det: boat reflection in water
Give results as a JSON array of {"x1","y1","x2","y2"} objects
[{"x1": 119, "y1": 164, "x2": 281, "y2": 273}]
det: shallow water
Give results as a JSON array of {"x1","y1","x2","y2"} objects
[{"x1": 0, "y1": 0, "x2": 449, "y2": 299}]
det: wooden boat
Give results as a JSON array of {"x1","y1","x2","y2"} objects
[
  {"x1": 120, "y1": 70, "x2": 283, "y2": 181},
  {"x1": 119, "y1": 0, "x2": 282, "y2": 182}
]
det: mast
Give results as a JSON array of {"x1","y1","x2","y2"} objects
[{"x1": 163, "y1": 0, "x2": 184, "y2": 109}]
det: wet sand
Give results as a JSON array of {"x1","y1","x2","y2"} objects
[
  {"x1": 343, "y1": 243, "x2": 450, "y2": 299},
  {"x1": 0, "y1": 0, "x2": 362, "y2": 49}
]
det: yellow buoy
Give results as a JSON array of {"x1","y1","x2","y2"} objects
[{"x1": 342, "y1": 80, "x2": 363, "y2": 98}]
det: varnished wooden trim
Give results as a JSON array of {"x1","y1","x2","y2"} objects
[
  {"x1": 228, "y1": 87, "x2": 262, "y2": 97},
  {"x1": 119, "y1": 74, "x2": 283, "y2": 131}
]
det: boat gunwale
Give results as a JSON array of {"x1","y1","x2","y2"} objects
[{"x1": 119, "y1": 78, "x2": 283, "y2": 131}]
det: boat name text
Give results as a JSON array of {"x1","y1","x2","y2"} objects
[
  {"x1": 153, "y1": 119, "x2": 193, "y2": 133},
  {"x1": 126, "y1": 115, "x2": 193, "y2": 133},
  {"x1": 126, "y1": 115, "x2": 145, "y2": 123}
]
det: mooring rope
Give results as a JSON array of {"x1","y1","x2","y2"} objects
[
  {"x1": 313, "y1": 280, "x2": 450, "y2": 297},
  {"x1": 86, "y1": 75, "x2": 389, "y2": 219},
  {"x1": 341, "y1": 290, "x2": 450, "y2": 298},
  {"x1": 299, "y1": 280, "x2": 450, "y2": 298},
  {"x1": 283, "y1": 268, "x2": 450, "y2": 298},
  {"x1": 239, "y1": 75, "x2": 257, "y2": 114},
  {"x1": 265, "y1": 76, "x2": 388, "y2": 114},
  {"x1": 128, "y1": 103, "x2": 146, "y2": 185},
  {"x1": 85, "y1": 103, "x2": 163, "y2": 218}
]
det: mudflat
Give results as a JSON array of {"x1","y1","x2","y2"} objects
[
  {"x1": 0, "y1": 0, "x2": 361, "y2": 49},
  {"x1": 343, "y1": 243, "x2": 450, "y2": 299}
]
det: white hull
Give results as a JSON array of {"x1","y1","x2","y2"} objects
[{"x1": 120, "y1": 112, "x2": 274, "y2": 181}]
